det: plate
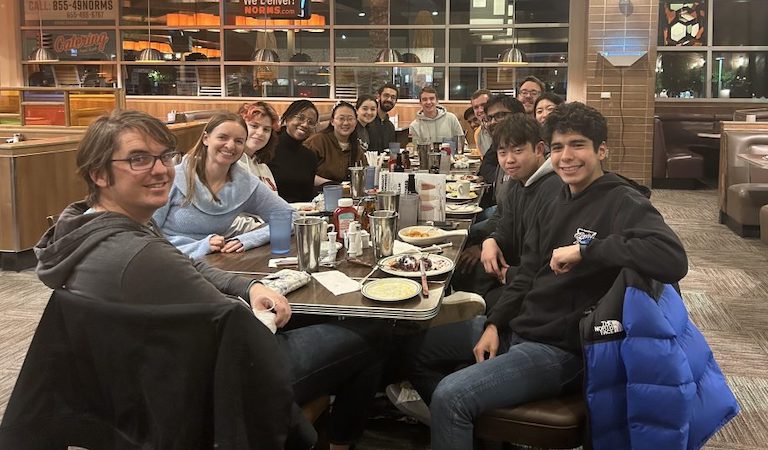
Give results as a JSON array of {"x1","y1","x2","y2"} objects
[
  {"x1": 361, "y1": 278, "x2": 422, "y2": 302},
  {"x1": 446, "y1": 182, "x2": 480, "y2": 192},
  {"x1": 446, "y1": 174, "x2": 480, "y2": 182},
  {"x1": 447, "y1": 191, "x2": 478, "y2": 200},
  {"x1": 289, "y1": 202, "x2": 320, "y2": 215},
  {"x1": 446, "y1": 204, "x2": 483, "y2": 215},
  {"x1": 379, "y1": 254, "x2": 455, "y2": 278}
]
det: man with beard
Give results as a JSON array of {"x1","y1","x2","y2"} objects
[
  {"x1": 517, "y1": 76, "x2": 545, "y2": 116},
  {"x1": 368, "y1": 83, "x2": 399, "y2": 152},
  {"x1": 470, "y1": 89, "x2": 492, "y2": 157}
]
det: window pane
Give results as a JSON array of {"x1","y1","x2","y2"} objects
[
  {"x1": 335, "y1": 0, "x2": 446, "y2": 26},
  {"x1": 448, "y1": 67, "x2": 567, "y2": 100},
  {"x1": 24, "y1": 64, "x2": 117, "y2": 88},
  {"x1": 224, "y1": 66, "x2": 331, "y2": 98},
  {"x1": 450, "y1": 0, "x2": 569, "y2": 25},
  {"x1": 22, "y1": 0, "x2": 117, "y2": 25},
  {"x1": 713, "y1": 0, "x2": 768, "y2": 46},
  {"x1": 22, "y1": 30, "x2": 116, "y2": 61},
  {"x1": 224, "y1": 30, "x2": 329, "y2": 62},
  {"x1": 223, "y1": 0, "x2": 324, "y2": 26},
  {"x1": 122, "y1": 30, "x2": 221, "y2": 61},
  {"x1": 335, "y1": 29, "x2": 445, "y2": 64},
  {"x1": 658, "y1": 1, "x2": 707, "y2": 46},
  {"x1": 124, "y1": 65, "x2": 212, "y2": 96},
  {"x1": 712, "y1": 52, "x2": 768, "y2": 99},
  {"x1": 331, "y1": 67, "x2": 445, "y2": 101},
  {"x1": 121, "y1": 1, "x2": 220, "y2": 26},
  {"x1": 655, "y1": 52, "x2": 706, "y2": 98},
  {"x1": 448, "y1": 28, "x2": 568, "y2": 64}
]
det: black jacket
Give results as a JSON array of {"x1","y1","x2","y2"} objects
[
  {"x1": 0, "y1": 290, "x2": 295, "y2": 450},
  {"x1": 487, "y1": 173, "x2": 688, "y2": 354},
  {"x1": 269, "y1": 131, "x2": 319, "y2": 203}
]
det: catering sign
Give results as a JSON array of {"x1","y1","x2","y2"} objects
[
  {"x1": 54, "y1": 32, "x2": 110, "y2": 54},
  {"x1": 25, "y1": 0, "x2": 117, "y2": 23},
  {"x1": 240, "y1": 0, "x2": 310, "y2": 19}
]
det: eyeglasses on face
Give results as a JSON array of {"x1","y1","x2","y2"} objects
[
  {"x1": 292, "y1": 113, "x2": 318, "y2": 127},
  {"x1": 519, "y1": 89, "x2": 541, "y2": 97},
  {"x1": 111, "y1": 150, "x2": 179, "y2": 171},
  {"x1": 488, "y1": 111, "x2": 513, "y2": 122},
  {"x1": 335, "y1": 115, "x2": 357, "y2": 123}
]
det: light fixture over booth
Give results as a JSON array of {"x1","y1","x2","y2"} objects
[
  {"x1": 137, "y1": 0, "x2": 163, "y2": 62},
  {"x1": 374, "y1": 0, "x2": 402, "y2": 64},
  {"x1": 498, "y1": 0, "x2": 527, "y2": 66},
  {"x1": 28, "y1": 1, "x2": 58, "y2": 62}
]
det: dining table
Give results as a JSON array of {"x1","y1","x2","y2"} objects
[{"x1": 204, "y1": 218, "x2": 473, "y2": 321}]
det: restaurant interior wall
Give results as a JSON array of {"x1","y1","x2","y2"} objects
[{"x1": 13, "y1": 0, "x2": 571, "y2": 103}]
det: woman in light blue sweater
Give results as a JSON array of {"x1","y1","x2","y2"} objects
[{"x1": 153, "y1": 113, "x2": 294, "y2": 259}]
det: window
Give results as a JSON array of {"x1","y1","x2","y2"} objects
[{"x1": 656, "y1": 0, "x2": 768, "y2": 99}]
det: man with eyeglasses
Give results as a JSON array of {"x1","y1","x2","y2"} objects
[{"x1": 517, "y1": 76, "x2": 545, "y2": 116}]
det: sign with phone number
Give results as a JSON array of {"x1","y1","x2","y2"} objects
[{"x1": 25, "y1": 0, "x2": 117, "y2": 22}]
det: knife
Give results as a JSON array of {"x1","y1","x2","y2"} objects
[
  {"x1": 358, "y1": 264, "x2": 379, "y2": 287},
  {"x1": 419, "y1": 258, "x2": 429, "y2": 297}
]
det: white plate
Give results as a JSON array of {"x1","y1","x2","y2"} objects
[
  {"x1": 379, "y1": 254, "x2": 455, "y2": 278},
  {"x1": 446, "y1": 182, "x2": 480, "y2": 192},
  {"x1": 398, "y1": 225, "x2": 467, "y2": 245},
  {"x1": 446, "y1": 174, "x2": 480, "y2": 182},
  {"x1": 446, "y1": 191, "x2": 478, "y2": 200},
  {"x1": 361, "y1": 278, "x2": 422, "y2": 302},
  {"x1": 289, "y1": 202, "x2": 321, "y2": 215},
  {"x1": 446, "y1": 204, "x2": 483, "y2": 215}
]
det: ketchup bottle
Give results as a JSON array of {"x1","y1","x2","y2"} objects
[{"x1": 333, "y1": 198, "x2": 359, "y2": 243}]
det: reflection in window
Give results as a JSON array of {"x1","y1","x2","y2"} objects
[
  {"x1": 713, "y1": 0, "x2": 768, "y2": 46},
  {"x1": 22, "y1": 30, "x2": 117, "y2": 61},
  {"x1": 658, "y1": 1, "x2": 706, "y2": 46},
  {"x1": 712, "y1": 53, "x2": 768, "y2": 99},
  {"x1": 655, "y1": 52, "x2": 706, "y2": 98},
  {"x1": 449, "y1": 67, "x2": 567, "y2": 100},
  {"x1": 224, "y1": 30, "x2": 330, "y2": 62},
  {"x1": 450, "y1": 0, "x2": 569, "y2": 24},
  {"x1": 335, "y1": 0, "x2": 445, "y2": 26},
  {"x1": 448, "y1": 28, "x2": 568, "y2": 64},
  {"x1": 122, "y1": 30, "x2": 220, "y2": 62},
  {"x1": 335, "y1": 29, "x2": 445, "y2": 64},
  {"x1": 225, "y1": 66, "x2": 330, "y2": 98}
]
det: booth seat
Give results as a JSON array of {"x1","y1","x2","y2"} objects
[
  {"x1": 719, "y1": 130, "x2": 768, "y2": 236},
  {"x1": 652, "y1": 116, "x2": 704, "y2": 188}
]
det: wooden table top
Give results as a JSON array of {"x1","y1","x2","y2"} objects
[
  {"x1": 204, "y1": 219, "x2": 473, "y2": 320},
  {"x1": 737, "y1": 153, "x2": 768, "y2": 170}
]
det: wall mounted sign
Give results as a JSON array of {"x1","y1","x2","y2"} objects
[
  {"x1": 240, "y1": 0, "x2": 310, "y2": 19},
  {"x1": 53, "y1": 32, "x2": 110, "y2": 54}
]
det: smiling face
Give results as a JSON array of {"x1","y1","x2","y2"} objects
[
  {"x1": 377, "y1": 87, "x2": 398, "y2": 113},
  {"x1": 356, "y1": 99, "x2": 378, "y2": 126},
  {"x1": 549, "y1": 130, "x2": 606, "y2": 194},
  {"x1": 497, "y1": 140, "x2": 545, "y2": 183},
  {"x1": 285, "y1": 108, "x2": 318, "y2": 141},
  {"x1": 471, "y1": 94, "x2": 489, "y2": 122},
  {"x1": 535, "y1": 99, "x2": 557, "y2": 125},
  {"x1": 332, "y1": 105, "x2": 357, "y2": 139},
  {"x1": 419, "y1": 91, "x2": 438, "y2": 117},
  {"x1": 91, "y1": 130, "x2": 174, "y2": 224},
  {"x1": 245, "y1": 114, "x2": 273, "y2": 157},
  {"x1": 202, "y1": 120, "x2": 247, "y2": 170},
  {"x1": 517, "y1": 81, "x2": 542, "y2": 114}
]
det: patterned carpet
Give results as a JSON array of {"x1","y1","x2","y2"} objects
[{"x1": 0, "y1": 188, "x2": 766, "y2": 449}]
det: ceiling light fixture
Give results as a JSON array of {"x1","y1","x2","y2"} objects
[
  {"x1": 498, "y1": 0, "x2": 527, "y2": 66},
  {"x1": 137, "y1": 0, "x2": 163, "y2": 62},
  {"x1": 252, "y1": 10, "x2": 280, "y2": 62},
  {"x1": 374, "y1": 1, "x2": 402, "y2": 64},
  {"x1": 28, "y1": 2, "x2": 58, "y2": 62}
]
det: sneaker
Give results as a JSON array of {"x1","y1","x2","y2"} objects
[{"x1": 386, "y1": 382, "x2": 431, "y2": 426}]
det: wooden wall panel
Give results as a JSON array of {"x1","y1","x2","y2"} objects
[{"x1": 0, "y1": 158, "x2": 15, "y2": 250}]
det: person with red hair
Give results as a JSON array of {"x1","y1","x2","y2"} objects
[{"x1": 238, "y1": 101, "x2": 280, "y2": 191}]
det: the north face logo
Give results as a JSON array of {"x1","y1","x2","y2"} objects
[{"x1": 594, "y1": 320, "x2": 624, "y2": 336}]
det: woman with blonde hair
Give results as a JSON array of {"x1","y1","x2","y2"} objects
[{"x1": 153, "y1": 112, "x2": 294, "y2": 259}]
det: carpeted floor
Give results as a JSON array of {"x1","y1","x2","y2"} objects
[{"x1": 1, "y1": 188, "x2": 766, "y2": 449}]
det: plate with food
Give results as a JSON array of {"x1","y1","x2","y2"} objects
[
  {"x1": 446, "y1": 204, "x2": 483, "y2": 215},
  {"x1": 398, "y1": 225, "x2": 468, "y2": 245},
  {"x1": 446, "y1": 191, "x2": 478, "y2": 200},
  {"x1": 289, "y1": 202, "x2": 321, "y2": 215},
  {"x1": 446, "y1": 174, "x2": 480, "y2": 182},
  {"x1": 446, "y1": 182, "x2": 481, "y2": 192},
  {"x1": 379, "y1": 254, "x2": 455, "y2": 278},
  {"x1": 361, "y1": 278, "x2": 422, "y2": 302}
]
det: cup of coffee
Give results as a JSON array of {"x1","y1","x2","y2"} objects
[
  {"x1": 294, "y1": 216, "x2": 324, "y2": 272},
  {"x1": 269, "y1": 210, "x2": 294, "y2": 255},
  {"x1": 457, "y1": 180, "x2": 471, "y2": 198}
]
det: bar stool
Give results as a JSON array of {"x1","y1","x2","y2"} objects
[{"x1": 475, "y1": 393, "x2": 587, "y2": 449}]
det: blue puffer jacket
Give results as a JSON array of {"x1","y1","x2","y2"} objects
[{"x1": 580, "y1": 268, "x2": 739, "y2": 450}]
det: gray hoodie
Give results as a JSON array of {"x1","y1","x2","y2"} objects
[
  {"x1": 35, "y1": 201, "x2": 253, "y2": 306},
  {"x1": 408, "y1": 106, "x2": 464, "y2": 144}
]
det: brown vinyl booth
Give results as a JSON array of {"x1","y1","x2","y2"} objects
[
  {"x1": 761, "y1": 205, "x2": 768, "y2": 245},
  {"x1": 718, "y1": 127, "x2": 768, "y2": 237}
]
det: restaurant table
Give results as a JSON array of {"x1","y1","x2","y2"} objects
[
  {"x1": 737, "y1": 153, "x2": 768, "y2": 183},
  {"x1": 204, "y1": 219, "x2": 472, "y2": 320}
]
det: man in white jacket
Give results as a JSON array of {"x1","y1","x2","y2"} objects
[{"x1": 409, "y1": 85, "x2": 464, "y2": 145}]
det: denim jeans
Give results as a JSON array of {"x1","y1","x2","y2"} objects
[
  {"x1": 277, "y1": 318, "x2": 390, "y2": 444},
  {"x1": 407, "y1": 317, "x2": 582, "y2": 450}
]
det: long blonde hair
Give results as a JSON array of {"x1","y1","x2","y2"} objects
[{"x1": 184, "y1": 112, "x2": 247, "y2": 205}]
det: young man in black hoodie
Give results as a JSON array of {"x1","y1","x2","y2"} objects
[{"x1": 407, "y1": 102, "x2": 688, "y2": 450}]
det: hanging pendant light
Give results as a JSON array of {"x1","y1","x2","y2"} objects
[
  {"x1": 374, "y1": 1, "x2": 402, "y2": 64},
  {"x1": 498, "y1": 0, "x2": 527, "y2": 66},
  {"x1": 28, "y1": 3, "x2": 58, "y2": 62},
  {"x1": 137, "y1": 0, "x2": 163, "y2": 62},
  {"x1": 252, "y1": 12, "x2": 280, "y2": 62}
]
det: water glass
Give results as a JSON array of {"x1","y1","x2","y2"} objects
[
  {"x1": 364, "y1": 166, "x2": 376, "y2": 189},
  {"x1": 269, "y1": 210, "x2": 293, "y2": 255},
  {"x1": 398, "y1": 193, "x2": 420, "y2": 230},
  {"x1": 323, "y1": 184, "x2": 343, "y2": 212}
]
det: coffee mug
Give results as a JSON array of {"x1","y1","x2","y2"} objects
[{"x1": 457, "y1": 180, "x2": 471, "y2": 198}]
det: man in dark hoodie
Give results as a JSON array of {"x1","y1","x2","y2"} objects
[
  {"x1": 406, "y1": 102, "x2": 688, "y2": 450},
  {"x1": 34, "y1": 110, "x2": 385, "y2": 450}
]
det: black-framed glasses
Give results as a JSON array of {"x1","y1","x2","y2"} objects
[
  {"x1": 292, "y1": 113, "x2": 318, "y2": 127},
  {"x1": 488, "y1": 111, "x2": 513, "y2": 122},
  {"x1": 111, "y1": 151, "x2": 180, "y2": 171}
]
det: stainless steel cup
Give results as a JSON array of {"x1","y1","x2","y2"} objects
[
  {"x1": 369, "y1": 210, "x2": 398, "y2": 260},
  {"x1": 294, "y1": 216, "x2": 324, "y2": 272},
  {"x1": 349, "y1": 166, "x2": 366, "y2": 198},
  {"x1": 376, "y1": 191, "x2": 400, "y2": 212}
]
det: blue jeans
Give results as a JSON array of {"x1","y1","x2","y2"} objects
[
  {"x1": 277, "y1": 319, "x2": 390, "y2": 444},
  {"x1": 407, "y1": 317, "x2": 582, "y2": 450}
]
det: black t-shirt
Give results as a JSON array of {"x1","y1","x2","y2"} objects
[{"x1": 268, "y1": 131, "x2": 319, "y2": 203}]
